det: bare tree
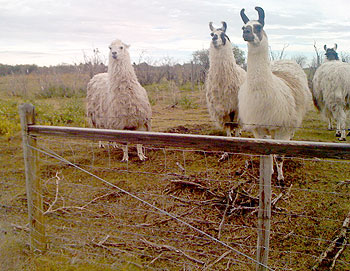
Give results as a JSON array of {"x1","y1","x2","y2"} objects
[
  {"x1": 269, "y1": 44, "x2": 289, "y2": 60},
  {"x1": 83, "y1": 48, "x2": 107, "y2": 78},
  {"x1": 192, "y1": 49, "x2": 209, "y2": 83},
  {"x1": 232, "y1": 45, "x2": 246, "y2": 66},
  {"x1": 292, "y1": 54, "x2": 307, "y2": 68},
  {"x1": 313, "y1": 41, "x2": 322, "y2": 68},
  {"x1": 306, "y1": 41, "x2": 325, "y2": 89}
]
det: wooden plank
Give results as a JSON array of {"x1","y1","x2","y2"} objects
[
  {"x1": 28, "y1": 125, "x2": 350, "y2": 160},
  {"x1": 19, "y1": 104, "x2": 46, "y2": 252},
  {"x1": 256, "y1": 155, "x2": 273, "y2": 271}
]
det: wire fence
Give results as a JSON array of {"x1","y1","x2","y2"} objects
[{"x1": 18, "y1": 104, "x2": 350, "y2": 271}]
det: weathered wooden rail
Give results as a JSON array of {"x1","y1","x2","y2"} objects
[
  {"x1": 19, "y1": 103, "x2": 350, "y2": 271},
  {"x1": 27, "y1": 124, "x2": 350, "y2": 160}
]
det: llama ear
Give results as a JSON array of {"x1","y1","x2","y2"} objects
[
  {"x1": 240, "y1": 9, "x2": 250, "y2": 24},
  {"x1": 324, "y1": 44, "x2": 327, "y2": 51},
  {"x1": 255, "y1": 7, "x2": 265, "y2": 27},
  {"x1": 209, "y1": 22, "x2": 214, "y2": 32},
  {"x1": 221, "y1": 21, "x2": 227, "y2": 32},
  {"x1": 333, "y1": 43, "x2": 337, "y2": 50}
]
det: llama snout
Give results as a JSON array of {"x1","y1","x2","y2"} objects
[{"x1": 242, "y1": 27, "x2": 254, "y2": 42}]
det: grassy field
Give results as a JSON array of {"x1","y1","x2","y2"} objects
[{"x1": 0, "y1": 73, "x2": 349, "y2": 270}]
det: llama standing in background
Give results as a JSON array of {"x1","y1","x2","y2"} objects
[
  {"x1": 205, "y1": 21, "x2": 246, "y2": 161},
  {"x1": 239, "y1": 7, "x2": 311, "y2": 181},
  {"x1": 312, "y1": 44, "x2": 350, "y2": 141},
  {"x1": 87, "y1": 39, "x2": 152, "y2": 161},
  {"x1": 324, "y1": 44, "x2": 339, "y2": 62}
]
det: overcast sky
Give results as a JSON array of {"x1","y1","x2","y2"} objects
[{"x1": 1, "y1": 0, "x2": 349, "y2": 66}]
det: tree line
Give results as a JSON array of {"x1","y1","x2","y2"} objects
[
  {"x1": 2, "y1": 43, "x2": 348, "y2": 87},
  {"x1": 0, "y1": 45, "x2": 245, "y2": 86}
]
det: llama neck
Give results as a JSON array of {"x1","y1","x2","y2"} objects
[
  {"x1": 246, "y1": 40, "x2": 273, "y2": 88},
  {"x1": 209, "y1": 43, "x2": 239, "y2": 76},
  {"x1": 108, "y1": 55, "x2": 138, "y2": 88},
  {"x1": 209, "y1": 43, "x2": 235, "y2": 66}
]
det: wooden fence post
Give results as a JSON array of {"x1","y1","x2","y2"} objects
[
  {"x1": 19, "y1": 103, "x2": 46, "y2": 252},
  {"x1": 256, "y1": 155, "x2": 273, "y2": 271}
]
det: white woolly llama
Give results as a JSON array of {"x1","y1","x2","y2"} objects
[
  {"x1": 87, "y1": 39, "x2": 152, "y2": 161},
  {"x1": 239, "y1": 7, "x2": 312, "y2": 181},
  {"x1": 205, "y1": 21, "x2": 246, "y2": 160},
  {"x1": 312, "y1": 44, "x2": 350, "y2": 141}
]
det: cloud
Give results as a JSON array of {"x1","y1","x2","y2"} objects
[{"x1": 0, "y1": 0, "x2": 349, "y2": 65}]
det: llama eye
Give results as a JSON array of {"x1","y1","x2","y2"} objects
[
  {"x1": 109, "y1": 46, "x2": 112, "y2": 50},
  {"x1": 210, "y1": 33, "x2": 214, "y2": 37},
  {"x1": 120, "y1": 46, "x2": 123, "y2": 49}
]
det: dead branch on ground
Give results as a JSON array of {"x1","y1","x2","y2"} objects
[
  {"x1": 44, "y1": 173, "x2": 121, "y2": 216},
  {"x1": 141, "y1": 238, "x2": 205, "y2": 265},
  {"x1": 312, "y1": 210, "x2": 350, "y2": 270},
  {"x1": 203, "y1": 250, "x2": 232, "y2": 271}
]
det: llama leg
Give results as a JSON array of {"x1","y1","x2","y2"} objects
[
  {"x1": 234, "y1": 128, "x2": 241, "y2": 137},
  {"x1": 339, "y1": 113, "x2": 347, "y2": 141},
  {"x1": 218, "y1": 128, "x2": 231, "y2": 162},
  {"x1": 334, "y1": 108, "x2": 347, "y2": 141},
  {"x1": 273, "y1": 155, "x2": 285, "y2": 184},
  {"x1": 233, "y1": 114, "x2": 241, "y2": 137},
  {"x1": 98, "y1": 141, "x2": 105, "y2": 148},
  {"x1": 272, "y1": 132, "x2": 291, "y2": 183},
  {"x1": 121, "y1": 144, "x2": 129, "y2": 162},
  {"x1": 136, "y1": 144, "x2": 147, "y2": 161},
  {"x1": 335, "y1": 122, "x2": 342, "y2": 138},
  {"x1": 111, "y1": 142, "x2": 118, "y2": 148},
  {"x1": 338, "y1": 121, "x2": 346, "y2": 141},
  {"x1": 328, "y1": 118, "x2": 333, "y2": 130}
]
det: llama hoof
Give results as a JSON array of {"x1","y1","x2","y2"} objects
[
  {"x1": 111, "y1": 142, "x2": 119, "y2": 149},
  {"x1": 335, "y1": 132, "x2": 341, "y2": 137},
  {"x1": 121, "y1": 154, "x2": 129, "y2": 162},
  {"x1": 338, "y1": 137, "x2": 346, "y2": 141},
  {"x1": 218, "y1": 152, "x2": 229, "y2": 162},
  {"x1": 277, "y1": 177, "x2": 285, "y2": 187},
  {"x1": 138, "y1": 155, "x2": 148, "y2": 161}
]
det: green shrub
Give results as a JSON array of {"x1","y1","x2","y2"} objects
[
  {"x1": 0, "y1": 100, "x2": 20, "y2": 137},
  {"x1": 36, "y1": 86, "x2": 86, "y2": 99},
  {"x1": 0, "y1": 98, "x2": 87, "y2": 138},
  {"x1": 34, "y1": 99, "x2": 86, "y2": 127},
  {"x1": 179, "y1": 95, "x2": 198, "y2": 109}
]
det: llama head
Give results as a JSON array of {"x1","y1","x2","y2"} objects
[
  {"x1": 240, "y1": 7, "x2": 267, "y2": 46},
  {"x1": 209, "y1": 21, "x2": 230, "y2": 49},
  {"x1": 108, "y1": 39, "x2": 130, "y2": 61},
  {"x1": 324, "y1": 44, "x2": 339, "y2": 61}
]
